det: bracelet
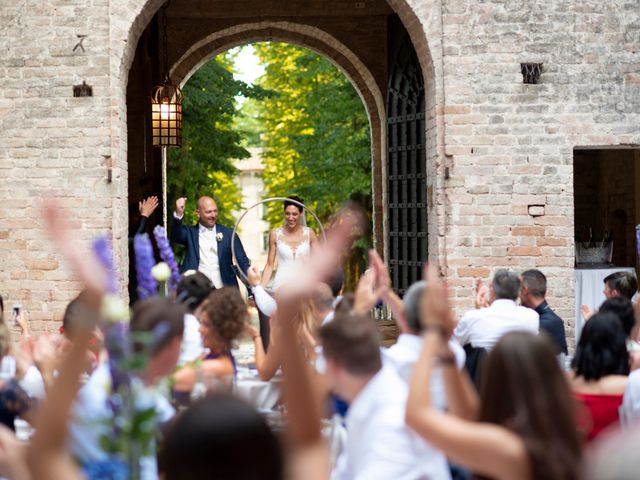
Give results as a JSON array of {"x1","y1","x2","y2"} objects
[
  {"x1": 436, "y1": 355, "x2": 456, "y2": 367},
  {"x1": 423, "y1": 324, "x2": 447, "y2": 338}
]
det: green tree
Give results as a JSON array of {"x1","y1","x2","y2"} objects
[
  {"x1": 252, "y1": 43, "x2": 372, "y2": 286},
  {"x1": 168, "y1": 52, "x2": 269, "y2": 227}
]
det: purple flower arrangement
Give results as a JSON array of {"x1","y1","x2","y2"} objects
[
  {"x1": 92, "y1": 235, "x2": 118, "y2": 294},
  {"x1": 153, "y1": 226, "x2": 181, "y2": 292},
  {"x1": 133, "y1": 234, "x2": 158, "y2": 300}
]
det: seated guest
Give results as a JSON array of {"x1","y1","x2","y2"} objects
[
  {"x1": 571, "y1": 312, "x2": 629, "y2": 442},
  {"x1": 173, "y1": 288, "x2": 247, "y2": 396},
  {"x1": 61, "y1": 291, "x2": 105, "y2": 373},
  {"x1": 406, "y1": 268, "x2": 582, "y2": 480},
  {"x1": 603, "y1": 271, "x2": 638, "y2": 301},
  {"x1": 320, "y1": 312, "x2": 451, "y2": 479},
  {"x1": 581, "y1": 271, "x2": 639, "y2": 320},
  {"x1": 520, "y1": 269, "x2": 568, "y2": 355},
  {"x1": 69, "y1": 297, "x2": 185, "y2": 479},
  {"x1": 311, "y1": 282, "x2": 335, "y2": 326},
  {"x1": 454, "y1": 269, "x2": 538, "y2": 350},
  {"x1": 160, "y1": 394, "x2": 283, "y2": 480},
  {"x1": 383, "y1": 280, "x2": 470, "y2": 414},
  {"x1": 598, "y1": 298, "x2": 640, "y2": 355},
  {"x1": 175, "y1": 271, "x2": 212, "y2": 366},
  {"x1": 0, "y1": 323, "x2": 36, "y2": 432}
]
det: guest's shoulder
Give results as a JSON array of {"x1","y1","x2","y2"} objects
[{"x1": 460, "y1": 307, "x2": 484, "y2": 321}]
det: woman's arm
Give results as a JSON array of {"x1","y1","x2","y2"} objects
[
  {"x1": 26, "y1": 202, "x2": 107, "y2": 480},
  {"x1": 255, "y1": 319, "x2": 283, "y2": 381},
  {"x1": 405, "y1": 267, "x2": 529, "y2": 480},
  {"x1": 260, "y1": 230, "x2": 278, "y2": 286}
]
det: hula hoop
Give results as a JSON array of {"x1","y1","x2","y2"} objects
[{"x1": 231, "y1": 197, "x2": 326, "y2": 286}]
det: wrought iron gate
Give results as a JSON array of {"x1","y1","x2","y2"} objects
[{"x1": 387, "y1": 31, "x2": 427, "y2": 295}]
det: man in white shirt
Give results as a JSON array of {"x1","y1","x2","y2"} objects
[
  {"x1": 320, "y1": 312, "x2": 451, "y2": 480},
  {"x1": 454, "y1": 269, "x2": 539, "y2": 349},
  {"x1": 383, "y1": 280, "x2": 466, "y2": 412},
  {"x1": 170, "y1": 196, "x2": 250, "y2": 289}
]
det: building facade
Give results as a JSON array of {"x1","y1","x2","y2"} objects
[{"x1": 1, "y1": 0, "x2": 639, "y2": 346}]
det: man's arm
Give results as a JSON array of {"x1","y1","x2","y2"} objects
[
  {"x1": 232, "y1": 231, "x2": 251, "y2": 276},
  {"x1": 170, "y1": 197, "x2": 189, "y2": 245}
]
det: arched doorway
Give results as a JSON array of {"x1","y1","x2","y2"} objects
[{"x1": 117, "y1": 0, "x2": 439, "y2": 296}]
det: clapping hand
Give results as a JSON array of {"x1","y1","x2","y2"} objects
[
  {"x1": 475, "y1": 279, "x2": 490, "y2": 309},
  {"x1": 139, "y1": 196, "x2": 159, "y2": 218}
]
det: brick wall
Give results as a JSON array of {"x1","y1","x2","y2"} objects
[
  {"x1": 0, "y1": 0, "x2": 638, "y2": 348},
  {"x1": 435, "y1": 0, "x2": 640, "y2": 348}
]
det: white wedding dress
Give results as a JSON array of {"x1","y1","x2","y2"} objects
[{"x1": 272, "y1": 226, "x2": 311, "y2": 290}]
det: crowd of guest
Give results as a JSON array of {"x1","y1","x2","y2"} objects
[{"x1": 1, "y1": 198, "x2": 640, "y2": 480}]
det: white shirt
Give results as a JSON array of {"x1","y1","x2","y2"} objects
[
  {"x1": 69, "y1": 363, "x2": 175, "y2": 480},
  {"x1": 383, "y1": 334, "x2": 465, "y2": 411},
  {"x1": 178, "y1": 313, "x2": 204, "y2": 366},
  {"x1": 173, "y1": 212, "x2": 224, "y2": 288},
  {"x1": 197, "y1": 223, "x2": 224, "y2": 288},
  {"x1": 621, "y1": 369, "x2": 640, "y2": 427},
  {"x1": 332, "y1": 366, "x2": 450, "y2": 480},
  {"x1": 454, "y1": 299, "x2": 539, "y2": 349}
]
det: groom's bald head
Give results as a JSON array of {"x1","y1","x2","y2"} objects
[{"x1": 196, "y1": 196, "x2": 218, "y2": 228}]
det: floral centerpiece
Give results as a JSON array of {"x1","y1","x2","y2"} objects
[{"x1": 82, "y1": 230, "x2": 181, "y2": 480}]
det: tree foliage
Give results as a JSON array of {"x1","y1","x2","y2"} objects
[
  {"x1": 252, "y1": 43, "x2": 371, "y2": 227},
  {"x1": 168, "y1": 52, "x2": 269, "y2": 227},
  {"x1": 250, "y1": 43, "x2": 372, "y2": 285}
]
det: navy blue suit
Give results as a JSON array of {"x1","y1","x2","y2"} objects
[{"x1": 170, "y1": 215, "x2": 250, "y2": 289}]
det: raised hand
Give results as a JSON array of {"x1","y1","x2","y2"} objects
[
  {"x1": 421, "y1": 264, "x2": 456, "y2": 339},
  {"x1": 580, "y1": 304, "x2": 593, "y2": 321},
  {"x1": 353, "y1": 270, "x2": 378, "y2": 315},
  {"x1": 175, "y1": 197, "x2": 187, "y2": 217},
  {"x1": 138, "y1": 196, "x2": 159, "y2": 218},
  {"x1": 43, "y1": 201, "x2": 107, "y2": 307}
]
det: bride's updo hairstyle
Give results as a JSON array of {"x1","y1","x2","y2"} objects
[{"x1": 284, "y1": 195, "x2": 304, "y2": 213}]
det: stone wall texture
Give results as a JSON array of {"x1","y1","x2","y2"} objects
[{"x1": 0, "y1": 0, "x2": 638, "y2": 348}]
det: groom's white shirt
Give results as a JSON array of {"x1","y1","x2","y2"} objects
[{"x1": 173, "y1": 212, "x2": 223, "y2": 288}]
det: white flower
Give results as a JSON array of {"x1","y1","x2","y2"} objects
[
  {"x1": 151, "y1": 262, "x2": 171, "y2": 282},
  {"x1": 216, "y1": 232, "x2": 223, "y2": 242},
  {"x1": 101, "y1": 294, "x2": 130, "y2": 324}
]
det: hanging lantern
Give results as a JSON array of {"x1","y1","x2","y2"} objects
[{"x1": 151, "y1": 81, "x2": 183, "y2": 147}]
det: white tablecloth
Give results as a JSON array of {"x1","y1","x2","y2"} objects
[
  {"x1": 234, "y1": 367, "x2": 282, "y2": 411},
  {"x1": 575, "y1": 267, "x2": 636, "y2": 339}
]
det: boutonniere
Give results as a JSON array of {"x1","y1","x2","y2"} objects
[{"x1": 216, "y1": 232, "x2": 223, "y2": 242}]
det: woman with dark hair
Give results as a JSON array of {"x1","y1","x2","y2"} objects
[
  {"x1": 173, "y1": 288, "x2": 248, "y2": 396},
  {"x1": 406, "y1": 267, "x2": 582, "y2": 480},
  {"x1": 260, "y1": 195, "x2": 318, "y2": 290},
  {"x1": 570, "y1": 311, "x2": 629, "y2": 442},
  {"x1": 160, "y1": 394, "x2": 284, "y2": 480}
]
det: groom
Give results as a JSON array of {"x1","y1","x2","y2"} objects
[{"x1": 170, "y1": 196, "x2": 250, "y2": 289}]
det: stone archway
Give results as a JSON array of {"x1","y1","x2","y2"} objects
[
  {"x1": 111, "y1": 0, "x2": 442, "y2": 293},
  {"x1": 168, "y1": 21, "x2": 386, "y2": 247}
]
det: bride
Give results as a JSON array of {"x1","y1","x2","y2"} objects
[{"x1": 260, "y1": 195, "x2": 318, "y2": 290}]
